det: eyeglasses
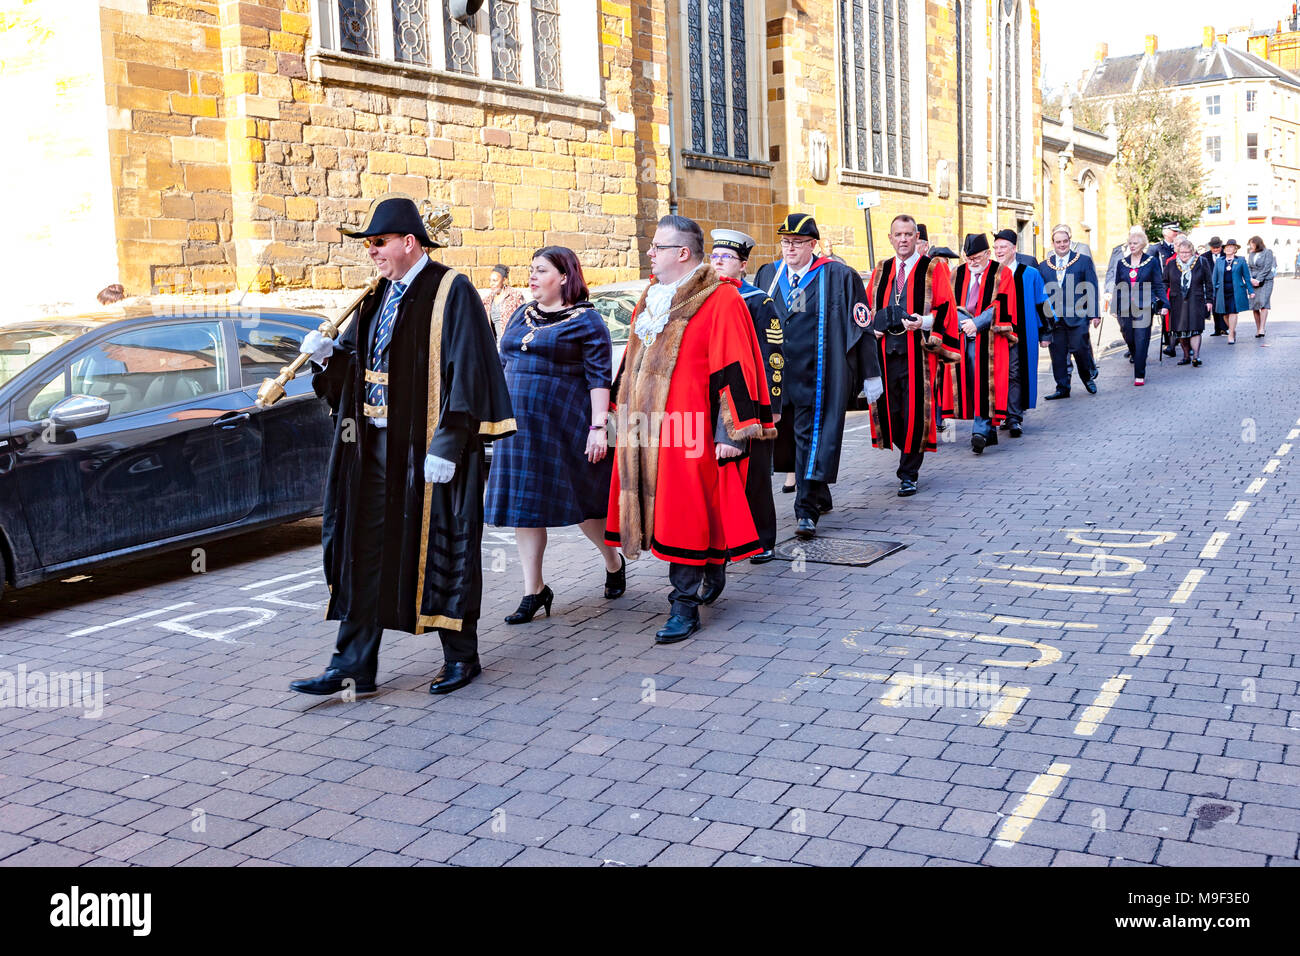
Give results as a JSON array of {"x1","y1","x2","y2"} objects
[
  {"x1": 648, "y1": 243, "x2": 685, "y2": 254},
  {"x1": 779, "y1": 238, "x2": 813, "y2": 248},
  {"x1": 709, "y1": 252, "x2": 740, "y2": 263},
  {"x1": 362, "y1": 235, "x2": 403, "y2": 249}
]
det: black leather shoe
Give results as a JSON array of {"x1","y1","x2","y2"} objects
[
  {"x1": 1044, "y1": 389, "x2": 1070, "y2": 400},
  {"x1": 898, "y1": 480, "x2": 918, "y2": 497},
  {"x1": 1085, "y1": 379, "x2": 1098, "y2": 394},
  {"x1": 972, "y1": 434, "x2": 986, "y2": 455},
  {"x1": 1176, "y1": 357, "x2": 1191, "y2": 365},
  {"x1": 700, "y1": 575, "x2": 725, "y2": 606},
  {"x1": 750, "y1": 548, "x2": 776, "y2": 565},
  {"x1": 795, "y1": 517, "x2": 816, "y2": 539},
  {"x1": 1163, "y1": 346, "x2": 1178, "y2": 357},
  {"x1": 780, "y1": 480, "x2": 796, "y2": 494},
  {"x1": 289, "y1": 668, "x2": 376, "y2": 696},
  {"x1": 1008, "y1": 424, "x2": 1023, "y2": 438},
  {"x1": 505, "y1": 585, "x2": 553, "y2": 624},
  {"x1": 604, "y1": 555, "x2": 626, "y2": 599},
  {"x1": 429, "y1": 660, "x2": 481, "y2": 695},
  {"x1": 655, "y1": 614, "x2": 700, "y2": 644}
]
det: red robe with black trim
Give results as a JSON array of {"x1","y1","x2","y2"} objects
[
  {"x1": 605, "y1": 268, "x2": 775, "y2": 566},
  {"x1": 866, "y1": 256, "x2": 962, "y2": 453},
  {"x1": 944, "y1": 260, "x2": 1017, "y2": 423}
]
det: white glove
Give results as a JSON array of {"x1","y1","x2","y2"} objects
[
  {"x1": 424, "y1": 454, "x2": 455, "y2": 484},
  {"x1": 865, "y1": 376, "x2": 884, "y2": 404},
  {"x1": 300, "y1": 330, "x2": 336, "y2": 365}
]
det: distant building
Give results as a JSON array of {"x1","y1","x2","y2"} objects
[
  {"x1": 1041, "y1": 97, "x2": 1125, "y2": 261},
  {"x1": 1078, "y1": 29, "x2": 1300, "y2": 254}
]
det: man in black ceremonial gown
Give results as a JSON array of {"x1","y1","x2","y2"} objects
[
  {"x1": 291, "y1": 194, "x2": 515, "y2": 698},
  {"x1": 755, "y1": 213, "x2": 881, "y2": 540}
]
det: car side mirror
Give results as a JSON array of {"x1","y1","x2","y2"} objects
[{"x1": 46, "y1": 394, "x2": 111, "y2": 431}]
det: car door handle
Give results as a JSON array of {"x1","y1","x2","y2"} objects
[{"x1": 212, "y1": 412, "x2": 251, "y2": 429}]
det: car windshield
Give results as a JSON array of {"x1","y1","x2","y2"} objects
[
  {"x1": 590, "y1": 293, "x2": 635, "y2": 343},
  {"x1": 0, "y1": 325, "x2": 84, "y2": 389}
]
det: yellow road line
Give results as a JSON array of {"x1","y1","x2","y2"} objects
[
  {"x1": 1062, "y1": 530, "x2": 1176, "y2": 548},
  {"x1": 976, "y1": 578, "x2": 1132, "y2": 594},
  {"x1": 1170, "y1": 568, "x2": 1206, "y2": 604},
  {"x1": 1074, "y1": 674, "x2": 1132, "y2": 735},
  {"x1": 1264, "y1": 459, "x2": 1280, "y2": 473},
  {"x1": 943, "y1": 609, "x2": 1099, "y2": 629},
  {"x1": 995, "y1": 762, "x2": 1072, "y2": 847},
  {"x1": 1225, "y1": 500, "x2": 1250, "y2": 521},
  {"x1": 1246, "y1": 478, "x2": 1267, "y2": 494},
  {"x1": 1130, "y1": 615, "x2": 1173, "y2": 657},
  {"x1": 913, "y1": 628, "x2": 1062, "y2": 667},
  {"x1": 1199, "y1": 532, "x2": 1229, "y2": 559}
]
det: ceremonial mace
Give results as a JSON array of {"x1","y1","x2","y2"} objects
[{"x1": 255, "y1": 204, "x2": 453, "y2": 408}]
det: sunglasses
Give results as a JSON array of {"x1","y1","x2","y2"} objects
[{"x1": 362, "y1": 235, "x2": 404, "y2": 249}]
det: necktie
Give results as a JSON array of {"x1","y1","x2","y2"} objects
[
  {"x1": 894, "y1": 262, "x2": 907, "y2": 306},
  {"x1": 786, "y1": 271, "x2": 802, "y2": 311},
  {"x1": 367, "y1": 280, "x2": 406, "y2": 409}
]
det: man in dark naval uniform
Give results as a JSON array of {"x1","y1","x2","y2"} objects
[
  {"x1": 291, "y1": 194, "x2": 516, "y2": 698},
  {"x1": 710, "y1": 228, "x2": 783, "y2": 563},
  {"x1": 755, "y1": 213, "x2": 881, "y2": 540}
]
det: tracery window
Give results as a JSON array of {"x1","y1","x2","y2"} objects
[
  {"x1": 839, "y1": 0, "x2": 921, "y2": 179},
  {"x1": 997, "y1": 0, "x2": 1026, "y2": 198},
  {"x1": 684, "y1": 0, "x2": 753, "y2": 158}
]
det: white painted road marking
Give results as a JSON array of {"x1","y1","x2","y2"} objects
[
  {"x1": 995, "y1": 762, "x2": 1072, "y2": 847},
  {"x1": 68, "y1": 602, "x2": 196, "y2": 638},
  {"x1": 977, "y1": 578, "x2": 1132, "y2": 594},
  {"x1": 1130, "y1": 616, "x2": 1173, "y2": 657},
  {"x1": 1225, "y1": 501, "x2": 1250, "y2": 521},
  {"x1": 1277, "y1": 443, "x2": 1293, "y2": 457},
  {"x1": 239, "y1": 568, "x2": 319, "y2": 590},
  {"x1": 1246, "y1": 478, "x2": 1267, "y2": 494},
  {"x1": 1200, "y1": 532, "x2": 1229, "y2": 559},
  {"x1": 1074, "y1": 674, "x2": 1132, "y2": 736},
  {"x1": 1264, "y1": 459, "x2": 1280, "y2": 473},
  {"x1": 1170, "y1": 568, "x2": 1206, "y2": 604}
]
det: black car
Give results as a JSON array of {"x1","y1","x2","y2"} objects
[{"x1": 0, "y1": 305, "x2": 334, "y2": 589}]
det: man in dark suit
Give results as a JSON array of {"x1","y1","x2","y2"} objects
[
  {"x1": 1200, "y1": 236, "x2": 1228, "y2": 334},
  {"x1": 1039, "y1": 224, "x2": 1100, "y2": 399},
  {"x1": 1152, "y1": 224, "x2": 1181, "y2": 355}
]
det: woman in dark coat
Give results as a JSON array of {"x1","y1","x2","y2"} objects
[
  {"x1": 1162, "y1": 236, "x2": 1212, "y2": 367},
  {"x1": 1213, "y1": 238, "x2": 1254, "y2": 344},
  {"x1": 484, "y1": 246, "x2": 624, "y2": 623},
  {"x1": 1110, "y1": 226, "x2": 1168, "y2": 386}
]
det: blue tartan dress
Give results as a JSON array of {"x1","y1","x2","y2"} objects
[{"x1": 485, "y1": 303, "x2": 613, "y2": 528}]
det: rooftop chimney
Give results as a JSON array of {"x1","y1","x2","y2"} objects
[
  {"x1": 1203, "y1": 25, "x2": 1215, "y2": 48},
  {"x1": 1145, "y1": 34, "x2": 1158, "y2": 56},
  {"x1": 1096, "y1": 42, "x2": 1108, "y2": 61}
]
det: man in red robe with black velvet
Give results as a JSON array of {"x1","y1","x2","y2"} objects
[
  {"x1": 605, "y1": 215, "x2": 776, "y2": 645},
  {"x1": 866, "y1": 214, "x2": 963, "y2": 496},
  {"x1": 943, "y1": 232, "x2": 1017, "y2": 455}
]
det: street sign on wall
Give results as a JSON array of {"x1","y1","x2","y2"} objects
[{"x1": 856, "y1": 192, "x2": 881, "y2": 209}]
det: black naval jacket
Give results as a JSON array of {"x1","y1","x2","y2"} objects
[{"x1": 313, "y1": 262, "x2": 516, "y2": 635}]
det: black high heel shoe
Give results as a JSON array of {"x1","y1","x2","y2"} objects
[
  {"x1": 505, "y1": 585, "x2": 553, "y2": 624},
  {"x1": 604, "y1": 555, "x2": 626, "y2": 599}
]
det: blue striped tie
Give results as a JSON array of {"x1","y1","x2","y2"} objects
[
  {"x1": 366, "y1": 280, "x2": 406, "y2": 409},
  {"x1": 786, "y1": 272, "x2": 801, "y2": 311}
]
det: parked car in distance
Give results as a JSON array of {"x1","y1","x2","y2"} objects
[
  {"x1": 0, "y1": 304, "x2": 335, "y2": 590},
  {"x1": 588, "y1": 279, "x2": 644, "y2": 374}
]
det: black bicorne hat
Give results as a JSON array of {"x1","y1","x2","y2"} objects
[
  {"x1": 963, "y1": 233, "x2": 989, "y2": 257},
  {"x1": 777, "y1": 213, "x2": 820, "y2": 239},
  {"x1": 341, "y1": 193, "x2": 437, "y2": 248}
]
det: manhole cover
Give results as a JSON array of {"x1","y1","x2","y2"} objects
[{"x1": 771, "y1": 536, "x2": 906, "y2": 566}]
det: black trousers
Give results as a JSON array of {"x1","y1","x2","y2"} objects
[
  {"x1": 789, "y1": 402, "x2": 833, "y2": 522},
  {"x1": 668, "y1": 561, "x2": 725, "y2": 619},
  {"x1": 1005, "y1": 342, "x2": 1023, "y2": 425},
  {"x1": 1118, "y1": 315, "x2": 1154, "y2": 379},
  {"x1": 897, "y1": 450, "x2": 924, "y2": 483},
  {"x1": 1212, "y1": 311, "x2": 1228, "y2": 334},
  {"x1": 884, "y1": 355, "x2": 926, "y2": 483},
  {"x1": 1049, "y1": 322, "x2": 1093, "y2": 391},
  {"x1": 744, "y1": 437, "x2": 777, "y2": 550},
  {"x1": 329, "y1": 426, "x2": 478, "y2": 679}
]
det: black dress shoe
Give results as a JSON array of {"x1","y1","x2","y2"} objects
[
  {"x1": 655, "y1": 614, "x2": 700, "y2": 644},
  {"x1": 289, "y1": 668, "x2": 377, "y2": 696},
  {"x1": 1085, "y1": 379, "x2": 1098, "y2": 394},
  {"x1": 780, "y1": 480, "x2": 796, "y2": 494},
  {"x1": 1176, "y1": 357, "x2": 1191, "y2": 365},
  {"x1": 429, "y1": 659, "x2": 481, "y2": 695},
  {"x1": 505, "y1": 585, "x2": 553, "y2": 624},
  {"x1": 1163, "y1": 346, "x2": 1178, "y2": 357},
  {"x1": 604, "y1": 555, "x2": 626, "y2": 599},
  {"x1": 1044, "y1": 389, "x2": 1070, "y2": 400},
  {"x1": 700, "y1": 575, "x2": 725, "y2": 606},
  {"x1": 1008, "y1": 424, "x2": 1023, "y2": 438},
  {"x1": 795, "y1": 517, "x2": 816, "y2": 539},
  {"x1": 898, "y1": 480, "x2": 918, "y2": 497},
  {"x1": 971, "y1": 434, "x2": 986, "y2": 455},
  {"x1": 818, "y1": 502, "x2": 833, "y2": 514},
  {"x1": 750, "y1": 548, "x2": 776, "y2": 565}
]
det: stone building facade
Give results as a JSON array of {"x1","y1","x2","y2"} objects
[
  {"x1": 8, "y1": 0, "x2": 1048, "y2": 315},
  {"x1": 1041, "y1": 104, "x2": 1126, "y2": 261}
]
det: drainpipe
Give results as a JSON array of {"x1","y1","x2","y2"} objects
[{"x1": 664, "y1": 0, "x2": 678, "y2": 215}]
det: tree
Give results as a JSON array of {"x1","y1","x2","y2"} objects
[{"x1": 1080, "y1": 86, "x2": 1208, "y2": 237}]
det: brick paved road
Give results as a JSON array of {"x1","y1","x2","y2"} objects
[{"x1": 2, "y1": 285, "x2": 1298, "y2": 867}]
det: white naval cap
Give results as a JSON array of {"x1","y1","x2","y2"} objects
[{"x1": 710, "y1": 228, "x2": 757, "y2": 259}]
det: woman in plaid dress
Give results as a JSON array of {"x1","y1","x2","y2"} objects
[{"x1": 485, "y1": 246, "x2": 624, "y2": 623}]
